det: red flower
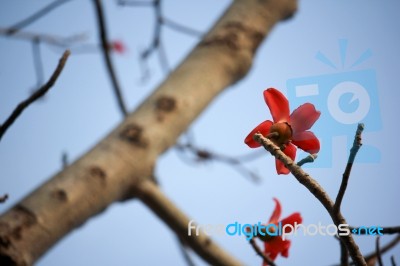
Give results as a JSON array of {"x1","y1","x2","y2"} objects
[
  {"x1": 262, "y1": 198, "x2": 302, "y2": 264},
  {"x1": 244, "y1": 88, "x2": 321, "y2": 174},
  {"x1": 109, "y1": 40, "x2": 126, "y2": 54}
]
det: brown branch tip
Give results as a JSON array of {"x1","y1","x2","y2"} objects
[{"x1": 0, "y1": 49, "x2": 71, "y2": 141}]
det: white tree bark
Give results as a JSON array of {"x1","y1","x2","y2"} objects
[{"x1": 0, "y1": 0, "x2": 297, "y2": 265}]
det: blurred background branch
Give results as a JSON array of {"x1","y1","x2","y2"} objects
[{"x1": 0, "y1": 50, "x2": 71, "y2": 141}]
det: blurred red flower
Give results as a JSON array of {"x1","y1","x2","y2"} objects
[
  {"x1": 262, "y1": 198, "x2": 302, "y2": 264},
  {"x1": 109, "y1": 40, "x2": 126, "y2": 54},
  {"x1": 244, "y1": 88, "x2": 321, "y2": 174}
]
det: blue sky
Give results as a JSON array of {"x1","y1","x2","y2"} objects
[{"x1": 1, "y1": 0, "x2": 399, "y2": 265}]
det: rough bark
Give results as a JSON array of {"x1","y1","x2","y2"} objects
[{"x1": 0, "y1": 0, "x2": 297, "y2": 265}]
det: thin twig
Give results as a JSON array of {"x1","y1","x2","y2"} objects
[
  {"x1": 391, "y1": 255, "x2": 397, "y2": 266},
  {"x1": 156, "y1": 175, "x2": 195, "y2": 266},
  {"x1": 93, "y1": 0, "x2": 128, "y2": 117},
  {"x1": 117, "y1": 0, "x2": 154, "y2": 6},
  {"x1": 175, "y1": 142, "x2": 261, "y2": 182},
  {"x1": 0, "y1": 28, "x2": 87, "y2": 47},
  {"x1": 0, "y1": 50, "x2": 71, "y2": 141},
  {"x1": 335, "y1": 235, "x2": 400, "y2": 266},
  {"x1": 334, "y1": 124, "x2": 364, "y2": 213},
  {"x1": 6, "y1": 0, "x2": 72, "y2": 35},
  {"x1": 335, "y1": 235, "x2": 349, "y2": 266},
  {"x1": 61, "y1": 152, "x2": 68, "y2": 169},
  {"x1": 157, "y1": 40, "x2": 170, "y2": 73},
  {"x1": 297, "y1": 153, "x2": 318, "y2": 167},
  {"x1": 253, "y1": 132, "x2": 366, "y2": 265},
  {"x1": 364, "y1": 235, "x2": 400, "y2": 265},
  {"x1": 176, "y1": 237, "x2": 196, "y2": 266},
  {"x1": 134, "y1": 179, "x2": 242, "y2": 266},
  {"x1": 0, "y1": 194, "x2": 9, "y2": 203},
  {"x1": 32, "y1": 39, "x2": 45, "y2": 88},
  {"x1": 163, "y1": 17, "x2": 203, "y2": 37},
  {"x1": 249, "y1": 238, "x2": 276, "y2": 266},
  {"x1": 376, "y1": 236, "x2": 383, "y2": 266},
  {"x1": 141, "y1": 0, "x2": 161, "y2": 60}
]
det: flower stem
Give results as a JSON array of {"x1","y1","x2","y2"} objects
[{"x1": 253, "y1": 133, "x2": 367, "y2": 265}]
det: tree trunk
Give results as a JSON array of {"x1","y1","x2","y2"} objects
[{"x1": 0, "y1": 0, "x2": 297, "y2": 265}]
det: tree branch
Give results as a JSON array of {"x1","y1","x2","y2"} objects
[
  {"x1": 0, "y1": 0, "x2": 297, "y2": 264},
  {"x1": 376, "y1": 236, "x2": 383, "y2": 266},
  {"x1": 363, "y1": 235, "x2": 400, "y2": 265},
  {"x1": 249, "y1": 238, "x2": 276, "y2": 266},
  {"x1": 297, "y1": 153, "x2": 318, "y2": 167},
  {"x1": 0, "y1": 50, "x2": 71, "y2": 141},
  {"x1": 175, "y1": 142, "x2": 261, "y2": 182},
  {"x1": 392, "y1": 255, "x2": 397, "y2": 266},
  {"x1": 176, "y1": 236, "x2": 196, "y2": 266},
  {"x1": 135, "y1": 179, "x2": 243, "y2": 266},
  {"x1": 335, "y1": 235, "x2": 349, "y2": 266},
  {"x1": 5, "y1": 0, "x2": 72, "y2": 35},
  {"x1": 332, "y1": 234, "x2": 400, "y2": 266},
  {"x1": 163, "y1": 17, "x2": 203, "y2": 37},
  {"x1": 31, "y1": 39, "x2": 45, "y2": 88},
  {"x1": 117, "y1": 0, "x2": 154, "y2": 7},
  {"x1": 334, "y1": 124, "x2": 364, "y2": 214},
  {"x1": 0, "y1": 194, "x2": 8, "y2": 204},
  {"x1": 93, "y1": 0, "x2": 128, "y2": 117},
  {"x1": 0, "y1": 27, "x2": 86, "y2": 47},
  {"x1": 253, "y1": 133, "x2": 366, "y2": 265}
]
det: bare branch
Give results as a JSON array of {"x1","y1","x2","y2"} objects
[
  {"x1": 31, "y1": 39, "x2": 45, "y2": 88},
  {"x1": 392, "y1": 255, "x2": 397, "y2": 266},
  {"x1": 163, "y1": 17, "x2": 203, "y2": 37},
  {"x1": 175, "y1": 142, "x2": 261, "y2": 182},
  {"x1": 364, "y1": 235, "x2": 400, "y2": 265},
  {"x1": 117, "y1": 0, "x2": 154, "y2": 7},
  {"x1": 0, "y1": 194, "x2": 8, "y2": 204},
  {"x1": 135, "y1": 179, "x2": 243, "y2": 266},
  {"x1": 249, "y1": 238, "x2": 276, "y2": 266},
  {"x1": 176, "y1": 236, "x2": 196, "y2": 266},
  {"x1": 6, "y1": 0, "x2": 72, "y2": 35},
  {"x1": 157, "y1": 40, "x2": 170, "y2": 73},
  {"x1": 253, "y1": 133, "x2": 366, "y2": 265},
  {"x1": 0, "y1": 0, "x2": 298, "y2": 264},
  {"x1": 334, "y1": 235, "x2": 349, "y2": 266},
  {"x1": 0, "y1": 27, "x2": 87, "y2": 47},
  {"x1": 332, "y1": 235, "x2": 400, "y2": 266},
  {"x1": 297, "y1": 153, "x2": 318, "y2": 167},
  {"x1": 61, "y1": 152, "x2": 69, "y2": 169},
  {"x1": 376, "y1": 236, "x2": 383, "y2": 266},
  {"x1": 137, "y1": 0, "x2": 202, "y2": 78},
  {"x1": 93, "y1": 0, "x2": 128, "y2": 117},
  {"x1": 0, "y1": 50, "x2": 71, "y2": 141},
  {"x1": 141, "y1": 0, "x2": 162, "y2": 60},
  {"x1": 334, "y1": 123, "x2": 364, "y2": 214}
]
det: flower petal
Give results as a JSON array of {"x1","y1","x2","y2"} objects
[
  {"x1": 292, "y1": 131, "x2": 320, "y2": 154},
  {"x1": 281, "y1": 242, "x2": 290, "y2": 258},
  {"x1": 290, "y1": 103, "x2": 320, "y2": 134},
  {"x1": 275, "y1": 143, "x2": 296, "y2": 175},
  {"x1": 264, "y1": 88, "x2": 290, "y2": 123},
  {"x1": 268, "y1": 198, "x2": 282, "y2": 224},
  {"x1": 264, "y1": 237, "x2": 291, "y2": 261},
  {"x1": 244, "y1": 120, "x2": 273, "y2": 148},
  {"x1": 110, "y1": 40, "x2": 126, "y2": 54},
  {"x1": 280, "y1": 212, "x2": 302, "y2": 233}
]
